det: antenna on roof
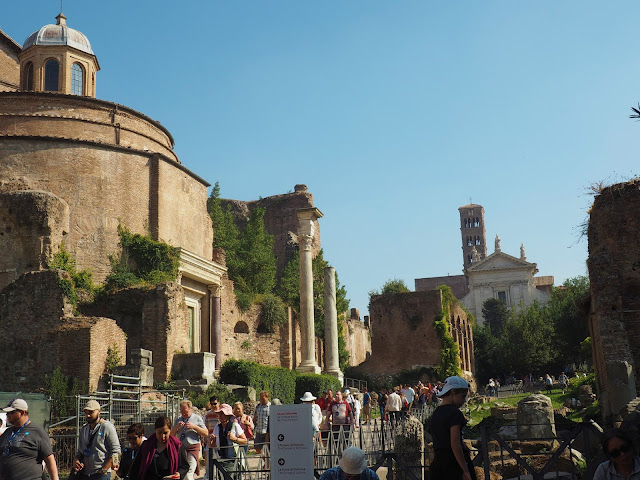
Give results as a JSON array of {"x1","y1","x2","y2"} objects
[
  {"x1": 60, "y1": 0, "x2": 63, "y2": 13},
  {"x1": 469, "y1": 196, "x2": 472, "y2": 204}
]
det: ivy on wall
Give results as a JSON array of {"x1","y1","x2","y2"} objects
[{"x1": 434, "y1": 285, "x2": 462, "y2": 379}]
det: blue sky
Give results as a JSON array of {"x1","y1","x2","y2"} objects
[{"x1": 4, "y1": 2, "x2": 639, "y2": 315}]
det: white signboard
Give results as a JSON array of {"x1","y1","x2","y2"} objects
[{"x1": 269, "y1": 404, "x2": 314, "y2": 479}]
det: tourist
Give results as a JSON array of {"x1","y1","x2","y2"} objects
[
  {"x1": 385, "y1": 388, "x2": 402, "y2": 428},
  {"x1": 129, "y1": 416, "x2": 189, "y2": 480},
  {"x1": 545, "y1": 374, "x2": 553, "y2": 395},
  {"x1": 203, "y1": 396, "x2": 220, "y2": 479},
  {"x1": 559, "y1": 372, "x2": 569, "y2": 394},
  {"x1": 211, "y1": 404, "x2": 247, "y2": 464},
  {"x1": 170, "y1": 399, "x2": 207, "y2": 480},
  {"x1": 117, "y1": 423, "x2": 146, "y2": 479},
  {"x1": 428, "y1": 376, "x2": 476, "y2": 480},
  {"x1": 362, "y1": 387, "x2": 371, "y2": 424},
  {"x1": 593, "y1": 428, "x2": 640, "y2": 480},
  {"x1": 300, "y1": 392, "x2": 323, "y2": 440},
  {"x1": 319, "y1": 446, "x2": 379, "y2": 479},
  {"x1": 329, "y1": 391, "x2": 354, "y2": 441},
  {"x1": 0, "y1": 398, "x2": 59, "y2": 480},
  {"x1": 344, "y1": 389, "x2": 355, "y2": 410},
  {"x1": 253, "y1": 390, "x2": 271, "y2": 454},
  {"x1": 353, "y1": 394, "x2": 362, "y2": 428},
  {"x1": 404, "y1": 384, "x2": 416, "y2": 412},
  {"x1": 73, "y1": 399, "x2": 121, "y2": 479},
  {"x1": 232, "y1": 401, "x2": 254, "y2": 454},
  {"x1": 378, "y1": 388, "x2": 388, "y2": 420}
]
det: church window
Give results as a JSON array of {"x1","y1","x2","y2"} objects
[
  {"x1": 23, "y1": 62, "x2": 34, "y2": 90},
  {"x1": 497, "y1": 291, "x2": 507, "y2": 303},
  {"x1": 467, "y1": 236, "x2": 472, "y2": 246},
  {"x1": 44, "y1": 59, "x2": 59, "y2": 91},
  {"x1": 475, "y1": 236, "x2": 481, "y2": 246},
  {"x1": 468, "y1": 254, "x2": 473, "y2": 264},
  {"x1": 71, "y1": 63, "x2": 84, "y2": 95},
  {"x1": 474, "y1": 217, "x2": 480, "y2": 227}
]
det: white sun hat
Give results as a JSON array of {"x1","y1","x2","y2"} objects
[
  {"x1": 300, "y1": 392, "x2": 317, "y2": 402},
  {"x1": 339, "y1": 446, "x2": 368, "y2": 474}
]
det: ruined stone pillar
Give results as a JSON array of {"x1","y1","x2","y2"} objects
[
  {"x1": 296, "y1": 207, "x2": 323, "y2": 374},
  {"x1": 323, "y1": 266, "x2": 343, "y2": 383},
  {"x1": 209, "y1": 285, "x2": 222, "y2": 370}
]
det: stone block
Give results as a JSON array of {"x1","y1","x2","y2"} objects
[
  {"x1": 131, "y1": 348, "x2": 153, "y2": 366},
  {"x1": 517, "y1": 394, "x2": 556, "y2": 440},
  {"x1": 171, "y1": 352, "x2": 216, "y2": 381}
]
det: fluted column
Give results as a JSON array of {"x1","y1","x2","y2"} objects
[
  {"x1": 296, "y1": 207, "x2": 323, "y2": 374},
  {"x1": 323, "y1": 266, "x2": 343, "y2": 383}
]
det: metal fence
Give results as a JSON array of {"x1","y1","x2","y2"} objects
[
  {"x1": 207, "y1": 408, "x2": 432, "y2": 480},
  {"x1": 49, "y1": 374, "x2": 183, "y2": 473}
]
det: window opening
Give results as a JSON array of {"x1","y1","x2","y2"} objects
[
  {"x1": 71, "y1": 63, "x2": 84, "y2": 95},
  {"x1": 44, "y1": 59, "x2": 59, "y2": 91}
]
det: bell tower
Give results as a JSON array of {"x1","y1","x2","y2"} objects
[{"x1": 459, "y1": 203, "x2": 487, "y2": 270}]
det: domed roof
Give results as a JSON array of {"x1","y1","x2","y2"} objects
[{"x1": 23, "y1": 13, "x2": 94, "y2": 55}]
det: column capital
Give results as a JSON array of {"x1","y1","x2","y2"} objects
[
  {"x1": 297, "y1": 207, "x2": 323, "y2": 235},
  {"x1": 208, "y1": 284, "x2": 223, "y2": 297}
]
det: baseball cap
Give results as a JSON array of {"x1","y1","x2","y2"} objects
[
  {"x1": 84, "y1": 400, "x2": 101, "y2": 411},
  {"x1": 437, "y1": 376, "x2": 469, "y2": 397},
  {"x1": 2, "y1": 399, "x2": 28, "y2": 412}
]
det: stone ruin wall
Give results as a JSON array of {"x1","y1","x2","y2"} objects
[
  {"x1": 342, "y1": 309, "x2": 372, "y2": 366},
  {"x1": 361, "y1": 290, "x2": 471, "y2": 376},
  {"x1": 220, "y1": 184, "x2": 321, "y2": 277},
  {"x1": 84, "y1": 281, "x2": 191, "y2": 384},
  {"x1": 588, "y1": 180, "x2": 640, "y2": 419},
  {"x1": 219, "y1": 276, "x2": 307, "y2": 369},
  {"x1": 0, "y1": 270, "x2": 126, "y2": 392}
]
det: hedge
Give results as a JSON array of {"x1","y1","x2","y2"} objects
[{"x1": 219, "y1": 359, "x2": 342, "y2": 404}]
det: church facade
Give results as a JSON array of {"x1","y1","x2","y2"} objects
[{"x1": 415, "y1": 203, "x2": 553, "y2": 325}]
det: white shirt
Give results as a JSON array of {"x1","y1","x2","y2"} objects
[{"x1": 386, "y1": 392, "x2": 402, "y2": 412}]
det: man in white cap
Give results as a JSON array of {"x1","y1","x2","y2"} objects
[
  {"x1": 319, "y1": 446, "x2": 379, "y2": 479},
  {"x1": 73, "y1": 399, "x2": 121, "y2": 479},
  {"x1": 0, "y1": 398, "x2": 59, "y2": 480},
  {"x1": 171, "y1": 399, "x2": 207, "y2": 480}
]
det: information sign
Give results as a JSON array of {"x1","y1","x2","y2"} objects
[{"x1": 269, "y1": 403, "x2": 314, "y2": 479}]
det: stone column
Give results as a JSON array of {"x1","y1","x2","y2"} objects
[
  {"x1": 323, "y1": 266, "x2": 343, "y2": 383},
  {"x1": 209, "y1": 284, "x2": 222, "y2": 370},
  {"x1": 296, "y1": 207, "x2": 323, "y2": 374}
]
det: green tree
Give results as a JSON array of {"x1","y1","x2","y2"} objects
[
  {"x1": 473, "y1": 324, "x2": 501, "y2": 384},
  {"x1": 545, "y1": 276, "x2": 590, "y2": 368},
  {"x1": 207, "y1": 182, "x2": 239, "y2": 255},
  {"x1": 233, "y1": 207, "x2": 276, "y2": 295},
  {"x1": 482, "y1": 298, "x2": 509, "y2": 336},
  {"x1": 500, "y1": 301, "x2": 556, "y2": 377}
]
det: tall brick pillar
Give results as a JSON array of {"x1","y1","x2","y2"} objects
[
  {"x1": 296, "y1": 207, "x2": 323, "y2": 374},
  {"x1": 210, "y1": 284, "x2": 222, "y2": 369},
  {"x1": 323, "y1": 266, "x2": 343, "y2": 384}
]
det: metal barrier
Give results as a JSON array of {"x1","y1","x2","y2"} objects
[
  {"x1": 343, "y1": 378, "x2": 368, "y2": 391},
  {"x1": 49, "y1": 374, "x2": 183, "y2": 472}
]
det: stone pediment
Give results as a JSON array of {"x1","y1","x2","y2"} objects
[{"x1": 466, "y1": 251, "x2": 535, "y2": 273}]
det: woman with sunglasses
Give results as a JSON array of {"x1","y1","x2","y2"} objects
[{"x1": 594, "y1": 428, "x2": 640, "y2": 480}]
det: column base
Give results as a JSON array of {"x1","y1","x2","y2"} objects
[
  {"x1": 297, "y1": 362, "x2": 321, "y2": 374},
  {"x1": 323, "y1": 369, "x2": 344, "y2": 387}
]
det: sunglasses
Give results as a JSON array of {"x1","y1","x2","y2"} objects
[{"x1": 610, "y1": 444, "x2": 632, "y2": 458}]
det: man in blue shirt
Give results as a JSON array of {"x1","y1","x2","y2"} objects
[{"x1": 319, "y1": 447, "x2": 379, "y2": 480}]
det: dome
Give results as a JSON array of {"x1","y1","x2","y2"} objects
[{"x1": 23, "y1": 13, "x2": 94, "y2": 55}]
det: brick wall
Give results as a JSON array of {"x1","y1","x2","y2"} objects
[
  {"x1": 0, "y1": 37, "x2": 19, "y2": 91},
  {"x1": 0, "y1": 270, "x2": 126, "y2": 391},
  {"x1": 360, "y1": 290, "x2": 470, "y2": 376},
  {"x1": 588, "y1": 180, "x2": 640, "y2": 418},
  {"x1": 342, "y1": 315, "x2": 371, "y2": 366}
]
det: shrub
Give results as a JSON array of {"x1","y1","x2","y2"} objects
[
  {"x1": 188, "y1": 383, "x2": 238, "y2": 409},
  {"x1": 261, "y1": 294, "x2": 287, "y2": 332},
  {"x1": 219, "y1": 359, "x2": 297, "y2": 404},
  {"x1": 46, "y1": 366, "x2": 81, "y2": 418}
]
